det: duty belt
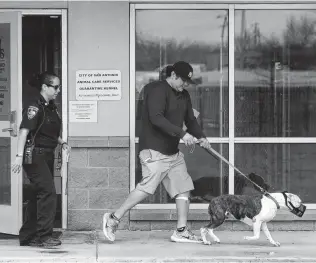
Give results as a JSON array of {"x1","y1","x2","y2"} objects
[{"x1": 33, "y1": 147, "x2": 55, "y2": 153}]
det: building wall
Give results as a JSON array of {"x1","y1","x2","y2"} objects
[
  {"x1": 66, "y1": 1, "x2": 130, "y2": 230},
  {"x1": 0, "y1": 0, "x2": 315, "y2": 231},
  {"x1": 68, "y1": 137, "x2": 130, "y2": 230},
  {"x1": 68, "y1": 1, "x2": 129, "y2": 137},
  {"x1": 65, "y1": 1, "x2": 316, "y2": 231}
]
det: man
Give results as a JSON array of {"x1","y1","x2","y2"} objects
[{"x1": 103, "y1": 61, "x2": 210, "y2": 243}]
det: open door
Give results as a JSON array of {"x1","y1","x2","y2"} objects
[{"x1": 0, "y1": 11, "x2": 22, "y2": 235}]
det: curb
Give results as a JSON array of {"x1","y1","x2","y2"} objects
[
  {"x1": 99, "y1": 257, "x2": 316, "y2": 263},
  {"x1": 0, "y1": 258, "x2": 96, "y2": 263},
  {"x1": 1, "y1": 257, "x2": 316, "y2": 263}
]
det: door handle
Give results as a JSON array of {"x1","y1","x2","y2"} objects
[
  {"x1": 2, "y1": 128, "x2": 13, "y2": 132},
  {"x1": 1, "y1": 111, "x2": 18, "y2": 137}
]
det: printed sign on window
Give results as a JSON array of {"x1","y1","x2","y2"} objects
[
  {"x1": 69, "y1": 101, "x2": 98, "y2": 122},
  {"x1": 76, "y1": 70, "x2": 121, "y2": 101}
]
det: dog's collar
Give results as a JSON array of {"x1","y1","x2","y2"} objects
[{"x1": 264, "y1": 192, "x2": 280, "y2": 209}]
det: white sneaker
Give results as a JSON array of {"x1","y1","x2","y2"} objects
[
  {"x1": 170, "y1": 227, "x2": 203, "y2": 243},
  {"x1": 103, "y1": 213, "x2": 119, "y2": 242}
]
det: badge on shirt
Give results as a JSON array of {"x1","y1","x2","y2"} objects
[{"x1": 27, "y1": 106, "x2": 39, "y2": 120}]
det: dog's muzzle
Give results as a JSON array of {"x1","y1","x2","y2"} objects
[
  {"x1": 290, "y1": 203, "x2": 306, "y2": 217},
  {"x1": 282, "y1": 191, "x2": 306, "y2": 217}
]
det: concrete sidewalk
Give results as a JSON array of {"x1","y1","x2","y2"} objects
[{"x1": 0, "y1": 230, "x2": 315, "y2": 263}]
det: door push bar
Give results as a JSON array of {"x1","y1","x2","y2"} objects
[{"x1": 1, "y1": 110, "x2": 17, "y2": 137}]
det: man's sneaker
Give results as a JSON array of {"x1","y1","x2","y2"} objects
[
  {"x1": 103, "y1": 213, "x2": 119, "y2": 242},
  {"x1": 170, "y1": 227, "x2": 203, "y2": 243}
]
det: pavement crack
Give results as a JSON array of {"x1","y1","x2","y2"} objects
[{"x1": 95, "y1": 229, "x2": 99, "y2": 262}]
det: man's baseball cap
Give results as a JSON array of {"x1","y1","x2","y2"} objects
[{"x1": 172, "y1": 61, "x2": 195, "y2": 84}]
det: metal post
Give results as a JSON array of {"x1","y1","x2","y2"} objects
[{"x1": 218, "y1": 14, "x2": 227, "y2": 195}]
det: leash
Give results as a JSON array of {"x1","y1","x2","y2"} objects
[{"x1": 196, "y1": 142, "x2": 280, "y2": 209}]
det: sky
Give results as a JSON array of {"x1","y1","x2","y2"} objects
[{"x1": 136, "y1": 9, "x2": 316, "y2": 45}]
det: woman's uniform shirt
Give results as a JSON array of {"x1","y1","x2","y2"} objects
[{"x1": 20, "y1": 95, "x2": 61, "y2": 149}]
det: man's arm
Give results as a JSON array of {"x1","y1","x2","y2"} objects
[
  {"x1": 184, "y1": 93, "x2": 206, "y2": 139},
  {"x1": 147, "y1": 86, "x2": 186, "y2": 138}
]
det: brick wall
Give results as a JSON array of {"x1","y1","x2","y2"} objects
[{"x1": 68, "y1": 137, "x2": 130, "y2": 230}]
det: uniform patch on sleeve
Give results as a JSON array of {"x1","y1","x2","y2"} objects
[{"x1": 27, "y1": 106, "x2": 39, "y2": 120}]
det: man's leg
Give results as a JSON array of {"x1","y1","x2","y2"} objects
[
  {"x1": 103, "y1": 149, "x2": 169, "y2": 242},
  {"x1": 114, "y1": 189, "x2": 150, "y2": 219},
  {"x1": 102, "y1": 189, "x2": 149, "y2": 242},
  {"x1": 175, "y1": 191, "x2": 190, "y2": 228},
  {"x1": 170, "y1": 191, "x2": 201, "y2": 243},
  {"x1": 163, "y1": 152, "x2": 202, "y2": 243}
]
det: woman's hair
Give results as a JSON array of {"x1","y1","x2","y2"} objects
[{"x1": 28, "y1": 71, "x2": 59, "y2": 90}]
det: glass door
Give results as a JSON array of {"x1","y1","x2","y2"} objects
[{"x1": 0, "y1": 11, "x2": 22, "y2": 235}]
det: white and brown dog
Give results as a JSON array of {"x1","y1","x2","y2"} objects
[{"x1": 200, "y1": 187, "x2": 306, "y2": 247}]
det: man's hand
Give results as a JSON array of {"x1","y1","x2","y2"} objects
[
  {"x1": 182, "y1": 133, "x2": 195, "y2": 146},
  {"x1": 198, "y1": 138, "x2": 211, "y2": 149}
]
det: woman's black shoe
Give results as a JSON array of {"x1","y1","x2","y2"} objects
[
  {"x1": 21, "y1": 237, "x2": 61, "y2": 247},
  {"x1": 20, "y1": 239, "x2": 43, "y2": 247},
  {"x1": 40, "y1": 237, "x2": 62, "y2": 247}
]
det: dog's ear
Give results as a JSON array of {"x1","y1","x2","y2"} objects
[
  {"x1": 248, "y1": 173, "x2": 271, "y2": 192},
  {"x1": 263, "y1": 183, "x2": 270, "y2": 191}
]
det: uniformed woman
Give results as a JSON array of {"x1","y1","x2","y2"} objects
[{"x1": 11, "y1": 72, "x2": 71, "y2": 247}]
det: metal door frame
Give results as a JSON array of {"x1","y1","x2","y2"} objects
[{"x1": 0, "y1": 9, "x2": 69, "y2": 228}]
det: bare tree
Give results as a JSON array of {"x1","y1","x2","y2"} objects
[{"x1": 284, "y1": 15, "x2": 316, "y2": 47}]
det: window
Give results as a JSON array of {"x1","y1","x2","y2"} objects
[
  {"x1": 134, "y1": 8, "x2": 229, "y2": 204},
  {"x1": 131, "y1": 5, "x2": 316, "y2": 207},
  {"x1": 135, "y1": 9, "x2": 229, "y2": 138},
  {"x1": 235, "y1": 143, "x2": 316, "y2": 203},
  {"x1": 235, "y1": 10, "x2": 316, "y2": 137}
]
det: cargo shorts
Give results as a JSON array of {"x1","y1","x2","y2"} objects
[{"x1": 136, "y1": 149, "x2": 194, "y2": 199}]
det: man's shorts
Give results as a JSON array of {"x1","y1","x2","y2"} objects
[{"x1": 136, "y1": 149, "x2": 194, "y2": 198}]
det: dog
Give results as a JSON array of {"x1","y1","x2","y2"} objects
[{"x1": 200, "y1": 173, "x2": 306, "y2": 247}]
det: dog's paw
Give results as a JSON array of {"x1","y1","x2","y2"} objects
[
  {"x1": 203, "y1": 240, "x2": 212, "y2": 245},
  {"x1": 213, "y1": 238, "x2": 220, "y2": 244},
  {"x1": 271, "y1": 241, "x2": 281, "y2": 247}
]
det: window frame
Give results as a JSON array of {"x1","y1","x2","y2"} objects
[{"x1": 130, "y1": 3, "x2": 316, "y2": 210}]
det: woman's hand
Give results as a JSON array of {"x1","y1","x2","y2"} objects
[
  {"x1": 12, "y1": 156, "x2": 23, "y2": 174},
  {"x1": 62, "y1": 143, "x2": 71, "y2": 156}
]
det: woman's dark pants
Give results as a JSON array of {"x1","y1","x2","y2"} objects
[{"x1": 19, "y1": 148, "x2": 56, "y2": 243}]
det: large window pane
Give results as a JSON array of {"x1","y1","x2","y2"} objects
[
  {"x1": 135, "y1": 10, "x2": 229, "y2": 138},
  {"x1": 235, "y1": 143, "x2": 316, "y2": 203},
  {"x1": 235, "y1": 10, "x2": 316, "y2": 137},
  {"x1": 135, "y1": 144, "x2": 228, "y2": 204}
]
